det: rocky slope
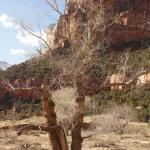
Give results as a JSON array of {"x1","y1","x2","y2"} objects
[
  {"x1": 53, "y1": 0, "x2": 150, "y2": 50},
  {"x1": 1, "y1": 0, "x2": 150, "y2": 87}
]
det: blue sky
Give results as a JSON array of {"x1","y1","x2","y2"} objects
[{"x1": 0, "y1": 0, "x2": 64, "y2": 65}]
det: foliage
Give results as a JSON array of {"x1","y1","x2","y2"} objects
[
  {"x1": 92, "y1": 104, "x2": 136, "y2": 134},
  {"x1": 91, "y1": 86, "x2": 150, "y2": 122},
  {"x1": 0, "y1": 46, "x2": 150, "y2": 122}
]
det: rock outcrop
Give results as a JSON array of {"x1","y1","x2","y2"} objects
[
  {"x1": 104, "y1": 0, "x2": 150, "y2": 48},
  {"x1": 1, "y1": 0, "x2": 150, "y2": 105},
  {"x1": 53, "y1": 0, "x2": 150, "y2": 50}
]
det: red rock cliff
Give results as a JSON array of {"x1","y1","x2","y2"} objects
[{"x1": 54, "y1": 0, "x2": 150, "y2": 49}]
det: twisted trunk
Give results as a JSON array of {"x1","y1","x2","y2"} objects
[{"x1": 42, "y1": 80, "x2": 68, "y2": 150}]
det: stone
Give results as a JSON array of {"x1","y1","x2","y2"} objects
[{"x1": 54, "y1": 0, "x2": 150, "y2": 49}]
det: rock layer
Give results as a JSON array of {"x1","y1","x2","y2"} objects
[{"x1": 54, "y1": 0, "x2": 150, "y2": 49}]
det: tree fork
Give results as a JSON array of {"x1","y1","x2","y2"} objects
[{"x1": 42, "y1": 79, "x2": 68, "y2": 150}]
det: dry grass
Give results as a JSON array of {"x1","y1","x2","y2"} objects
[
  {"x1": 0, "y1": 129, "x2": 50, "y2": 150},
  {"x1": 52, "y1": 87, "x2": 76, "y2": 120},
  {"x1": 124, "y1": 122, "x2": 150, "y2": 137},
  {"x1": 89, "y1": 104, "x2": 136, "y2": 134},
  {"x1": 0, "y1": 116, "x2": 150, "y2": 150}
]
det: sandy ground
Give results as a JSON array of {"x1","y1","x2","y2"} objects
[{"x1": 0, "y1": 116, "x2": 150, "y2": 150}]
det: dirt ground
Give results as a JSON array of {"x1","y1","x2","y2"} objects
[{"x1": 0, "y1": 116, "x2": 150, "y2": 150}]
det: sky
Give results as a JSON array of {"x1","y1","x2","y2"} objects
[{"x1": 0, "y1": 0, "x2": 64, "y2": 65}]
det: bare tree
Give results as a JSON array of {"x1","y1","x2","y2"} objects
[{"x1": 15, "y1": 1, "x2": 150, "y2": 150}]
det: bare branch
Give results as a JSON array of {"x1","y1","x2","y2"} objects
[
  {"x1": 19, "y1": 22, "x2": 52, "y2": 52},
  {"x1": 17, "y1": 124, "x2": 52, "y2": 135},
  {"x1": 43, "y1": 0, "x2": 64, "y2": 15}
]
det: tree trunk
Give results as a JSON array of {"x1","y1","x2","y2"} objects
[
  {"x1": 71, "y1": 79, "x2": 85, "y2": 150},
  {"x1": 42, "y1": 80, "x2": 68, "y2": 150}
]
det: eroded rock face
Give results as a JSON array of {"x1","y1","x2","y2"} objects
[
  {"x1": 104, "y1": 0, "x2": 150, "y2": 48},
  {"x1": 92, "y1": 0, "x2": 150, "y2": 48},
  {"x1": 43, "y1": 0, "x2": 150, "y2": 94},
  {"x1": 54, "y1": 0, "x2": 150, "y2": 49}
]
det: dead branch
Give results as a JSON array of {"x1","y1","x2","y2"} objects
[
  {"x1": 19, "y1": 21, "x2": 52, "y2": 52},
  {"x1": 43, "y1": 0, "x2": 65, "y2": 15},
  {"x1": 82, "y1": 135, "x2": 93, "y2": 139},
  {"x1": 17, "y1": 124, "x2": 52, "y2": 135},
  {"x1": 0, "y1": 124, "x2": 29, "y2": 131}
]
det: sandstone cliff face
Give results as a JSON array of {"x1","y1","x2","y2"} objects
[
  {"x1": 104, "y1": 0, "x2": 150, "y2": 48},
  {"x1": 54, "y1": 0, "x2": 150, "y2": 49},
  {"x1": 3, "y1": 0, "x2": 149, "y2": 99}
]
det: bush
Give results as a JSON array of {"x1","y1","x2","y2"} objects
[
  {"x1": 92, "y1": 87, "x2": 150, "y2": 122},
  {"x1": 92, "y1": 104, "x2": 136, "y2": 134}
]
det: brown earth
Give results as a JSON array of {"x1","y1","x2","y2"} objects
[{"x1": 0, "y1": 116, "x2": 150, "y2": 150}]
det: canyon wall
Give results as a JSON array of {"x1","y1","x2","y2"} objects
[{"x1": 53, "y1": 0, "x2": 150, "y2": 49}]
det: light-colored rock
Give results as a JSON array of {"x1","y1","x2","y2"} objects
[
  {"x1": 137, "y1": 73, "x2": 150, "y2": 85},
  {"x1": 110, "y1": 74, "x2": 124, "y2": 90},
  {"x1": 46, "y1": 24, "x2": 57, "y2": 48}
]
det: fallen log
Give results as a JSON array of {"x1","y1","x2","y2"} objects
[
  {"x1": 0, "y1": 124, "x2": 29, "y2": 131},
  {"x1": 0, "y1": 121, "x2": 91, "y2": 136},
  {"x1": 0, "y1": 123, "x2": 65, "y2": 136},
  {"x1": 17, "y1": 124, "x2": 49, "y2": 135},
  {"x1": 0, "y1": 123, "x2": 46, "y2": 133}
]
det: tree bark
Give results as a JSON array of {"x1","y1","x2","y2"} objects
[
  {"x1": 42, "y1": 80, "x2": 68, "y2": 150},
  {"x1": 71, "y1": 79, "x2": 85, "y2": 150}
]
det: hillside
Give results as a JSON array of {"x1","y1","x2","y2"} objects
[{"x1": 1, "y1": 0, "x2": 150, "y2": 79}]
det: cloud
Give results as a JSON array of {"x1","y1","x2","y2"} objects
[
  {"x1": 0, "y1": 14, "x2": 16, "y2": 28},
  {"x1": 16, "y1": 30, "x2": 41, "y2": 47},
  {"x1": 19, "y1": 6, "x2": 25, "y2": 10},
  {"x1": 10, "y1": 49, "x2": 26, "y2": 56},
  {"x1": 16, "y1": 29, "x2": 47, "y2": 47},
  {"x1": 0, "y1": 13, "x2": 46, "y2": 47}
]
